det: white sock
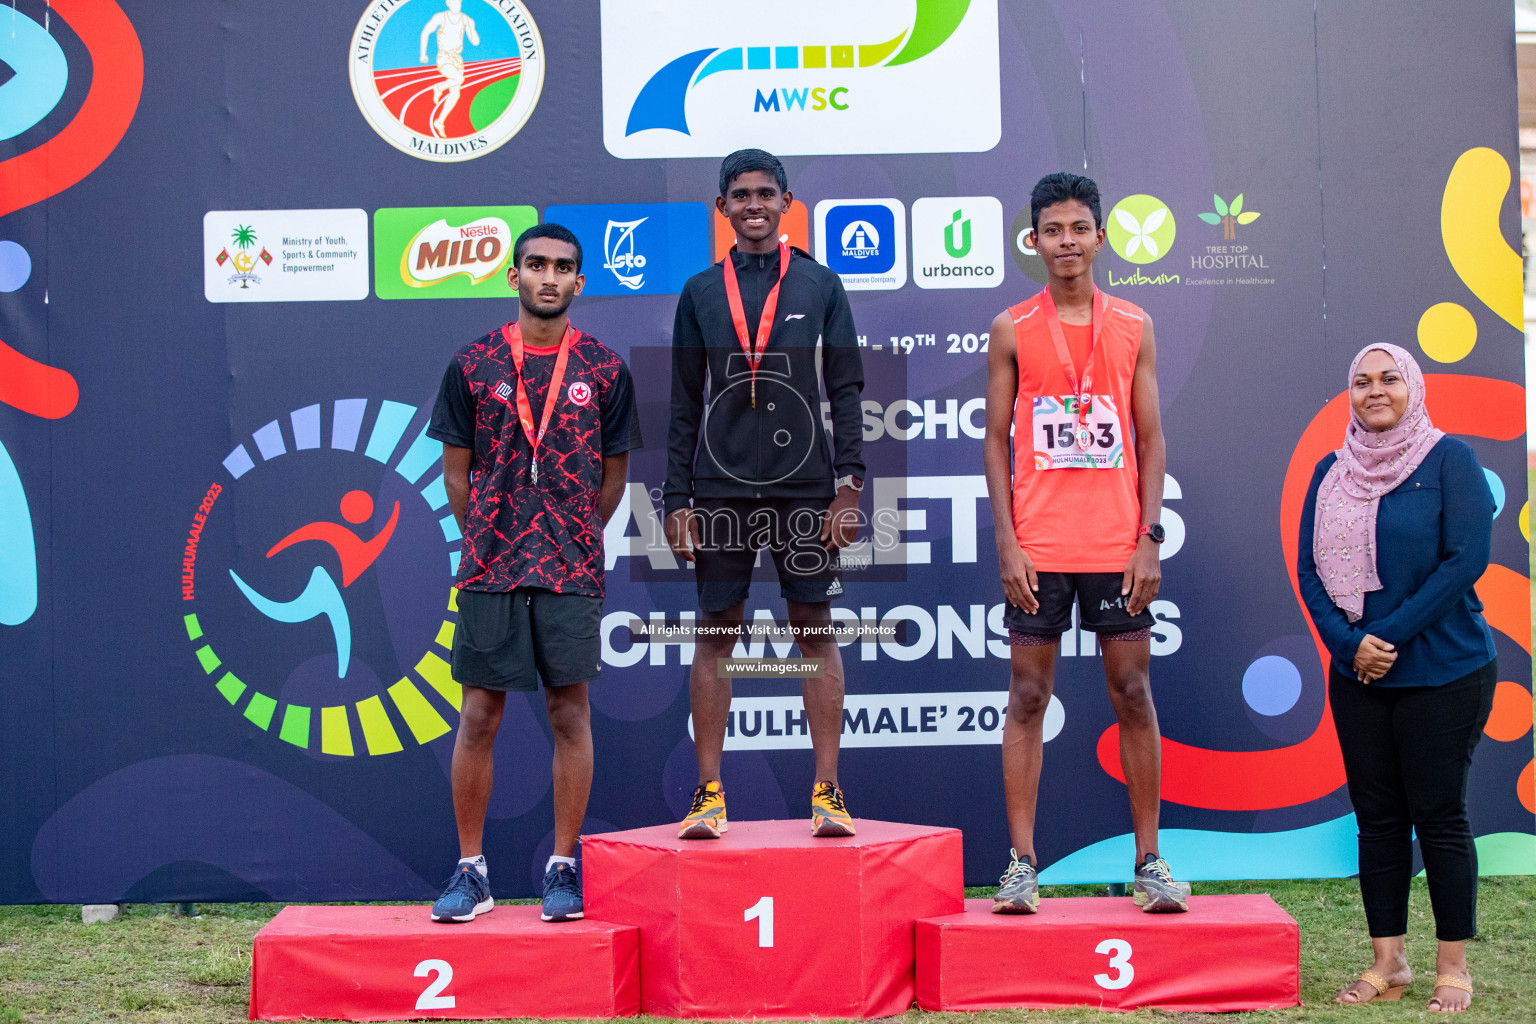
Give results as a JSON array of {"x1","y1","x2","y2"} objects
[
  {"x1": 459, "y1": 855, "x2": 487, "y2": 878},
  {"x1": 546, "y1": 855, "x2": 576, "y2": 873}
]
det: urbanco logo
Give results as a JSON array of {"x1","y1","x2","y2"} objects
[
  {"x1": 349, "y1": 0, "x2": 545, "y2": 162},
  {"x1": 600, "y1": 0, "x2": 1000, "y2": 158},
  {"x1": 1106, "y1": 194, "x2": 1176, "y2": 265},
  {"x1": 373, "y1": 205, "x2": 538, "y2": 299},
  {"x1": 912, "y1": 196, "x2": 1004, "y2": 290},
  {"x1": 814, "y1": 199, "x2": 907, "y2": 291},
  {"x1": 545, "y1": 203, "x2": 711, "y2": 297},
  {"x1": 180, "y1": 397, "x2": 466, "y2": 757}
]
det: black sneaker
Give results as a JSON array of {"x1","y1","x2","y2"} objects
[
  {"x1": 540, "y1": 863, "x2": 583, "y2": 922},
  {"x1": 431, "y1": 863, "x2": 493, "y2": 923}
]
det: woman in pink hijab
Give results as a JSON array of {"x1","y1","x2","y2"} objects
[{"x1": 1298, "y1": 343, "x2": 1497, "y2": 1013}]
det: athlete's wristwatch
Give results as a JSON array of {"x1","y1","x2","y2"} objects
[
  {"x1": 835, "y1": 474, "x2": 864, "y2": 493},
  {"x1": 1137, "y1": 523, "x2": 1165, "y2": 543}
]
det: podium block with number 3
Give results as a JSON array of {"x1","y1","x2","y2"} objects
[
  {"x1": 249, "y1": 905, "x2": 639, "y2": 1020},
  {"x1": 916, "y1": 896, "x2": 1299, "y2": 1012},
  {"x1": 584, "y1": 819, "x2": 962, "y2": 1019}
]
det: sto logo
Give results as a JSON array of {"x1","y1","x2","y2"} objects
[
  {"x1": 0, "y1": 0, "x2": 143, "y2": 627},
  {"x1": 229, "y1": 491, "x2": 401, "y2": 678},
  {"x1": 1097, "y1": 375, "x2": 1528, "y2": 810}
]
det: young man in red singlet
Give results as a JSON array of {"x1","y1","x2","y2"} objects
[{"x1": 982, "y1": 173, "x2": 1186, "y2": 914}]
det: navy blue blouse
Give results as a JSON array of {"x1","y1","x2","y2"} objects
[{"x1": 1297, "y1": 436, "x2": 1496, "y2": 687}]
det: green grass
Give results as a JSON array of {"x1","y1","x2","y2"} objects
[{"x1": 1, "y1": 878, "x2": 1532, "y2": 1022}]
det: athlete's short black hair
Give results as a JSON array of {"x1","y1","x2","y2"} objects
[
  {"x1": 1030, "y1": 172, "x2": 1102, "y2": 231},
  {"x1": 514, "y1": 222, "x2": 583, "y2": 272},
  {"x1": 719, "y1": 148, "x2": 788, "y2": 196}
]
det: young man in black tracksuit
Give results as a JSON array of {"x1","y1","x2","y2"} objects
[{"x1": 664, "y1": 149, "x2": 866, "y2": 839}]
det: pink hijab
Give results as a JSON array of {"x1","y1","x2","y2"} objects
[{"x1": 1312, "y1": 343, "x2": 1444, "y2": 622}]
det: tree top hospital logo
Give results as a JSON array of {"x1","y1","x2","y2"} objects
[
  {"x1": 179, "y1": 398, "x2": 466, "y2": 758},
  {"x1": 600, "y1": 0, "x2": 1000, "y2": 158},
  {"x1": 350, "y1": 0, "x2": 545, "y2": 162}
]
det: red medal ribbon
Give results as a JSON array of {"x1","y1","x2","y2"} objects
[
  {"x1": 722, "y1": 240, "x2": 791, "y2": 408},
  {"x1": 1038, "y1": 286, "x2": 1107, "y2": 451},
  {"x1": 500, "y1": 320, "x2": 576, "y2": 485}
]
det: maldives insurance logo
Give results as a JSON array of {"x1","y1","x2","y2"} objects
[
  {"x1": 350, "y1": 0, "x2": 545, "y2": 162},
  {"x1": 600, "y1": 0, "x2": 1000, "y2": 158},
  {"x1": 179, "y1": 398, "x2": 464, "y2": 757}
]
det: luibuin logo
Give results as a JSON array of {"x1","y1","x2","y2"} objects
[
  {"x1": 180, "y1": 397, "x2": 464, "y2": 757},
  {"x1": 601, "y1": 1, "x2": 1000, "y2": 158},
  {"x1": 1106, "y1": 195, "x2": 1176, "y2": 264},
  {"x1": 1198, "y1": 194, "x2": 1260, "y2": 240}
]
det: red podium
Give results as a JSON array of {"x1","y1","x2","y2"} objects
[
  {"x1": 916, "y1": 896, "x2": 1299, "y2": 1012},
  {"x1": 583, "y1": 819, "x2": 963, "y2": 1019},
  {"x1": 249, "y1": 905, "x2": 639, "y2": 1021}
]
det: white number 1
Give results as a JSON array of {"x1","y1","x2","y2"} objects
[
  {"x1": 414, "y1": 959, "x2": 455, "y2": 1010},
  {"x1": 744, "y1": 896, "x2": 774, "y2": 947},
  {"x1": 1093, "y1": 938, "x2": 1134, "y2": 990}
]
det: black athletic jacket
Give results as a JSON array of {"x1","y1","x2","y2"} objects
[{"x1": 664, "y1": 247, "x2": 864, "y2": 513}]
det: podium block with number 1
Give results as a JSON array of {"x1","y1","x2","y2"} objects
[{"x1": 583, "y1": 819, "x2": 962, "y2": 1019}]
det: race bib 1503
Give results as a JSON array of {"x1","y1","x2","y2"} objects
[{"x1": 1032, "y1": 395, "x2": 1125, "y2": 470}]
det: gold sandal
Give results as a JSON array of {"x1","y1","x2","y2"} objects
[
  {"x1": 1428, "y1": 974, "x2": 1473, "y2": 1012},
  {"x1": 1338, "y1": 969, "x2": 1408, "y2": 1003}
]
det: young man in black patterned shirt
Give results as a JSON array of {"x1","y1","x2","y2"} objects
[{"x1": 426, "y1": 224, "x2": 641, "y2": 924}]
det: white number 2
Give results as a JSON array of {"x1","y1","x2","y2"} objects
[
  {"x1": 414, "y1": 959, "x2": 456, "y2": 1010},
  {"x1": 744, "y1": 896, "x2": 774, "y2": 948},
  {"x1": 1093, "y1": 938, "x2": 1134, "y2": 990}
]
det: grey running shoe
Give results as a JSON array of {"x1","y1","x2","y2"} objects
[
  {"x1": 991, "y1": 849, "x2": 1040, "y2": 914},
  {"x1": 1132, "y1": 854, "x2": 1190, "y2": 913}
]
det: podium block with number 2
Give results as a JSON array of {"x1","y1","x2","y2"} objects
[
  {"x1": 249, "y1": 905, "x2": 639, "y2": 1020},
  {"x1": 584, "y1": 819, "x2": 962, "y2": 1019},
  {"x1": 916, "y1": 896, "x2": 1300, "y2": 1012}
]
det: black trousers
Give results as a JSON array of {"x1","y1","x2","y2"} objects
[{"x1": 1329, "y1": 659, "x2": 1496, "y2": 941}]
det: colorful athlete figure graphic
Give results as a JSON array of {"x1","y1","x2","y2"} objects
[
  {"x1": 229, "y1": 490, "x2": 400, "y2": 677},
  {"x1": 420, "y1": 0, "x2": 480, "y2": 138}
]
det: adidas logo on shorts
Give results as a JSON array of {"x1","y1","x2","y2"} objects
[{"x1": 826, "y1": 580, "x2": 843, "y2": 597}]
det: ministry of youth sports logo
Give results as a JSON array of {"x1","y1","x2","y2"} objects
[
  {"x1": 350, "y1": 0, "x2": 545, "y2": 162},
  {"x1": 179, "y1": 397, "x2": 464, "y2": 758}
]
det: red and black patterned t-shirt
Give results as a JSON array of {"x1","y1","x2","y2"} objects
[{"x1": 428, "y1": 325, "x2": 642, "y2": 596}]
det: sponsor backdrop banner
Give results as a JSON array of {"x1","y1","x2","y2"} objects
[{"x1": 0, "y1": 0, "x2": 1531, "y2": 901}]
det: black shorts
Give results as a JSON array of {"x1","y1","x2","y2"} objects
[
  {"x1": 692, "y1": 497, "x2": 842, "y2": 612},
  {"x1": 451, "y1": 587, "x2": 602, "y2": 691},
  {"x1": 1002, "y1": 571, "x2": 1154, "y2": 636}
]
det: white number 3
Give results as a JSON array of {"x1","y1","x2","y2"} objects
[
  {"x1": 744, "y1": 896, "x2": 774, "y2": 947},
  {"x1": 414, "y1": 959, "x2": 456, "y2": 1010},
  {"x1": 1093, "y1": 938, "x2": 1134, "y2": 990}
]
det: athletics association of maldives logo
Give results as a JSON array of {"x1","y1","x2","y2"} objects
[
  {"x1": 350, "y1": 0, "x2": 545, "y2": 162},
  {"x1": 179, "y1": 397, "x2": 467, "y2": 758}
]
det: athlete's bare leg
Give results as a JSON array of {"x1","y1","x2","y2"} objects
[
  {"x1": 787, "y1": 599, "x2": 843, "y2": 785},
  {"x1": 545, "y1": 682, "x2": 592, "y2": 859},
  {"x1": 1001, "y1": 642, "x2": 1057, "y2": 859},
  {"x1": 690, "y1": 602, "x2": 745, "y2": 784},
  {"x1": 452, "y1": 684, "x2": 507, "y2": 857},
  {"x1": 1101, "y1": 636, "x2": 1161, "y2": 861}
]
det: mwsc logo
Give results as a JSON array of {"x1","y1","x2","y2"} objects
[{"x1": 600, "y1": 0, "x2": 1000, "y2": 158}]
